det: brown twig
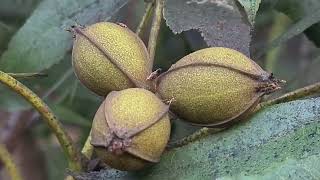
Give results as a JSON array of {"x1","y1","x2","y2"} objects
[
  {"x1": 0, "y1": 143, "x2": 23, "y2": 180},
  {"x1": 167, "y1": 128, "x2": 221, "y2": 149},
  {"x1": 147, "y1": 0, "x2": 164, "y2": 67},
  {"x1": 0, "y1": 71, "x2": 83, "y2": 171},
  {"x1": 257, "y1": 81, "x2": 320, "y2": 109}
]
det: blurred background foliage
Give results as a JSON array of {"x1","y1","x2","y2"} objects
[{"x1": 0, "y1": 0, "x2": 319, "y2": 179}]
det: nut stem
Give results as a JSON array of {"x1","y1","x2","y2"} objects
[
  {"x1": 0, "y1": 143, "x2": 23, "y2": 180},
  {"x1": 148, "y1": 0, "x2": 164, "y2": 67},
  {"x1": 81, "y1": 131, "x2": 94, "y2": 160},
  {"x1": 8, "y1": 72, "x2": 47, "y2": 78},
  {"x1": 0, "y1": 71, "x2": 83, "y2": 171},
  {"x1": 257, "y1": 81, "x2": 320, "y2": 110},
  {"x1": 167, "y1": 128, "x2": 220, "y2": 149},
  {"x1": 136, "y1": 1, "x2": 154, "y2": 36}
]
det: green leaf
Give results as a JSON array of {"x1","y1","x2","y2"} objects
[
  {"x1": 0, "y1": 56, "x2": 73, "y2": 111},
  {"x1": 43, "y1": 144, "x2": 68, "y2": 180},
  {"x1": 0, "y1": 86, "x2": 31, "y2": 111},
  {"x1": 164, "y1": 0, "x2": 251, "y2": 56},
  {"x1": 218, "y1": 155, "x2": 320, "y2": 180},
  {"x1": 50, "y1": 104, "x2": 91, "y2": 127},
  {"x1": 0, "y1": 22, "x2": 16, "y2": 54},
  {"x1": 236, "y1": 0, "x2": 261, "y2": 25},
  {"x1": 0, "y1": 0, "x2": 41, "y2": 19},
  {"x1": 75, "y1": 97, "x2": 320, "y2": 179},
  {"x1": 259, "y1": 7, "x2": 320, "y2": 56},
  {"x1": 274, "y1": 0, "x2": 320, "y2": 47},
  {"x1": 275, "y1": 0, "x2": 320, "y2": 20},
  {"x1": 0, "y1": 0, "x2": 129, "y2": 73}
]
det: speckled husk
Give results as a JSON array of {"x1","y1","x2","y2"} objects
[
  {"x1": 72, "y1": 22, "x2": 151, "y2": 96},
  {"x1": 156, "y1": 47, "x2": 282, "y2": 127},
  {"x1": 90, "y1": 88, "x2": 171, "y2": 171}
]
